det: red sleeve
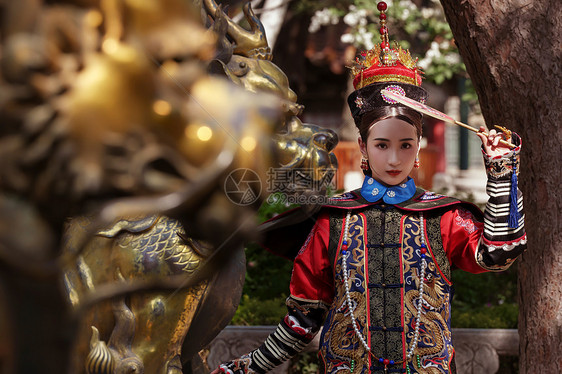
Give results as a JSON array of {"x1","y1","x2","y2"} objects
[
  {"x1": 289, "y1": 211, "x2": 334, "y2": 305},
  {"x1": 441, "y1": 207, "x2": 487, "y2": 274}
]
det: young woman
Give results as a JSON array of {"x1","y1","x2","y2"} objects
[{"x1": 212, "y1": 3, "x2": 526, "y2": 373}]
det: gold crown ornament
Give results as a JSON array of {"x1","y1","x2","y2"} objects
[
  {"x1": 351, "y1": 1, "x2": 423, "y2": 89},
  {"x1": 347, "y1": 1, "x2": 427, "y2": 124}
]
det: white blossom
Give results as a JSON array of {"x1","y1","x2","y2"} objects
[
  {"x1": 418, "y1": 41, "x2": 442, "y2": 69},
  {"x1": 399, "y1": 0, "x2": 417, "y2": 11},
  {"x1": 426, "y1": 41, "x2": 442, "y2": 58},
  {"x1": 418, "y1": 56, "x2": 431, "y2": 70},
  {"x1": 343, "y1": 5, "x2": 369, "y2": 28},
  {"x1": 341, "y1": 33, "x2": 356, "y2": 44},
  {"x1": 362, "y1": 38, "x2": 375, "y2": 50},
  {"x1": 421, "y1": 8, "x2": 436, "y2": 19},
  {"x1": 444, "y1": 53, "x2": 461, "y2": 65},
  {"x1": 308, "y1": 8, "x2": 339, "y2": 33},
  {"x1": 355, "y1": 26, "x2": 375, "y2": 50},
  {"x1": 308, "y1": 22, "x2": 320, "y2": 33},
  {"x1": 343, "y1": 12, "x2": 359, "y2": 27}
]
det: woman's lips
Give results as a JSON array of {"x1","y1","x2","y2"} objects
[{"x1": 386, "y1": 170, "x2": 401, "y2": 176}]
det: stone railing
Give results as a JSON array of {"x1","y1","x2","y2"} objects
[{"x1": 207, "y1": 326, "x2": 518, "y2": 374}]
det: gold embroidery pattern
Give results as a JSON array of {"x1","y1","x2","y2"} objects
[
  {"x1": 321, "y1": 213, "x2": 369, "y2": 373},
  {"x1": 322, "y1": 209, "x2": 456, "y2": 373},
  {"x1": 403, "y1": 216, "x2": 453, "y2": 373},
  {"x1": 425, "y1": 215, "x2": 451, "y2": 283}
]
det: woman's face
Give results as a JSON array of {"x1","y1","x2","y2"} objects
[{"x1": 358, "y1": 117, "x2": 419, "y2": 186}]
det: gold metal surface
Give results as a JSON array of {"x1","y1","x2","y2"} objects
[
  {"x1": 205, "y1": 0, "x2": 338, "y2": 194},
  {"x1": 0, "y1": 0, "x2": 339, "y2": 372},
  {"x1": 64, "y1": 215, "x2": 209, "y2": 373}
]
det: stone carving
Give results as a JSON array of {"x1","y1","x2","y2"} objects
[{"x1": 454, "y1": 342, "x2": 499, "y2": 374}]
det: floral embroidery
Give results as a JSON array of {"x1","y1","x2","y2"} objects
[
  {"x1": 455, "y1": 209, "x2": 477, "y2": 234},
  {"x1": 329, "y1": 192, "x2": 356, "y2": 201},
  {"x1": 482, "y1": 136, "x2": 521, "y2": 180},
  {"x1": 361, "y1": 176, "x2": 416, "y2": 203},
  {"x1": 418, "y1": 191, "x2": 445, "y2": 201},
  {"x1": 484, "y1": 157, "x2": 514, "y2": 179},
  {"x1": 285, "y1": 315, "x2": 313, "y2": 336},
  {"x1": 355, "y1": 96, "x2": 365, "y2": 108},
  {"x1": 219, "y1": 353, "x2": 255, "y2": 374},
  {"x1": 482, "y1": 234, "x2": 528, "y2": 252},
  {"x1": 296, "y1": 227, "x2": 315, "y2": 257}
]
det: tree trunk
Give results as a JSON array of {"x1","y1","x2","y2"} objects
[{"x1": 439, "y1": 0, "x2": 562, "y2": 372}]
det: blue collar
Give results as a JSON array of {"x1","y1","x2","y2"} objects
[{"x1": 360, "y1": 176, "x2": 417, "y2": 204}]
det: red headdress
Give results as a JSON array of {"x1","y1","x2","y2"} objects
[{"x1": 347, "y1": 1, "x2": 427, "y2": 125}]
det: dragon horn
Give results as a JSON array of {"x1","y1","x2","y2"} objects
[
  {"x1": 203, "y1": 0, "x2": 271, "y2": 60},
  {"x1": 85, "y1": 326, "x2": 115, "y2": 374}
]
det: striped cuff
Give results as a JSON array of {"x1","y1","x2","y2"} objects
[
  {"x1": 248, "y1": 296, "x2": 327, "y2": 373},
  {"x1": 478, "y1": 136, "x2": 526, "y2": 270},
  {"x1": 250, "y1": 318, "x2": 312, "y2": 372},
  {"x1": 219, "y1": 296, "x2": 327, "y2": 374},
  {"x1": 483, "y1": 168, "x2": 525, "y2": 239}
]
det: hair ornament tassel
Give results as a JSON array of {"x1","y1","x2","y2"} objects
[
  {"x1": 414, "y1": 157, "x2": 420, "y2": 169},
  {"x1": 508, "y1": 156, "x2": 521, "y2": 229}
]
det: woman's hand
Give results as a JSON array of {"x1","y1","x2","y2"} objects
[
  {"x1": 210, "y1": 369, "x2": 221, "y2": 374},
  {"x1": 477, "y1": 126, "x2": 512, "y2": 157}
]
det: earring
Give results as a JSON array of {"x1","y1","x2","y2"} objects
[
  {"x1": 414, "y1": 157, "x2": 420, "y2": 169},
  {"x1": 361, "y1": 158, "x2": 369, "y2": 170}
]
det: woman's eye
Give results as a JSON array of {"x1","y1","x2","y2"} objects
[
  {"x1": 402, "y1": 143, "x2": 412, "y2": 149},
  {"x1": 375, "y1": 143, "x2": 387, "y2": 149}
]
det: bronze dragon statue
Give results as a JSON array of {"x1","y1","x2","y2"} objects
[{"x1": 203, "y1": 0, "x2": 338, "y2": 197}]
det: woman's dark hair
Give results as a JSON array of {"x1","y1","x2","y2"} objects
[{"x1": 358, "y1": 106, "x2": 423, "y2": 142}]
